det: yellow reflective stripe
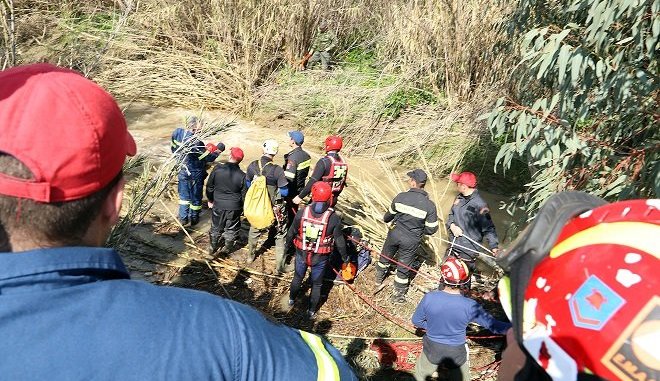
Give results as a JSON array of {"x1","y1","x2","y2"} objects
[
  {"x1": 297, "y1": 159, "x2": 311, "y2": 170},
  {"x1": 284, "y1": 171, "x2": 296, "y2": 179},
  {"x1": 299, "y1": 331, "x2": 340, "y2": 381},
  {"x1": 497, "y1": 276, "x2": 513, "y2": 322},
  {"x1": 394, "y1": 203, "x2": 427, "y2": 219},
  {"x1": 376, "y1": 261, "x2": 389, "y2": 269},
  {"x1": 172, "y1": 139, "x2": 183, "y2": 146},
  {"x1": 178, "y1": 200, "x2": 190, "y2": 205},
  {"x1": 394, "y1": 275, "x2": 409, "y2": 284},
  {"x1": 189, "y1": 204, "x2": 202, "y2": 211},
  {"x1": 550, "y1": 222, "x2": 659, "y2": 259},
  {"x1": 198, "y1": 151, "x2": 210, "y2": 160},
  {"x1": 425, "y1": 220, "x2": 439, "y2": 228}
]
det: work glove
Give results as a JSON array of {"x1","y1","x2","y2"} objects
[
  {"x1": 216, "y1": 142, "x2": 225, "y2": 152},
  {"x1": 340, "y1": 262, "x2": 356, "y2": 281},
  {"x1": 205, "y1": 143, "x2": 218, "y2": 153},
  {"x1": 449, "y1": 223, "x2": 463, "y2": 237}
]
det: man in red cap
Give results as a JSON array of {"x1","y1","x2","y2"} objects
[
  {"x1": 0, "y1": 64, "x2": 357, "y2": 380},
  {"x1": 206, "y1": 147, "x2": 246, "y2": 256},
  {"x1": 447, "y1": 171, "x2": 500, "y2": 277}
]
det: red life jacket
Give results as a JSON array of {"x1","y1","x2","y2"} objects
[
  {"x1": 321, "y1": 154, "x2": 348, "y2": 194},
  {"x1": 293, "y1": 206, "x2": 334, "y2": 255}
]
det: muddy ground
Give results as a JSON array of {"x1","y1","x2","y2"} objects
[{"x1": 116, "y1": 104, "x2": 509, "y2": 380}]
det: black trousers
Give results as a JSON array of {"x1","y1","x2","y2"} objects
[
  {"x1": 376, "y1": 228, "x2": 421, "y2": 293},
  {"x1": 289, "y1": 250, "x2": 329, "y2": 313},
  {"x1": 209, "y1": 209, "x2": 241, "y2": 245}
]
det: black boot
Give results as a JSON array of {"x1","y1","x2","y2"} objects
[{"x1": 390, "y1": 288, "x2": 407, "y2": 304}]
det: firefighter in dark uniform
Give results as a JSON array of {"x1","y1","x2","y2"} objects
[
  {"x1": 171, "y1": 116, "x2": 225, "y2": 226},
  {"x1": 245, "y1": 140, "x2": 290, "y2": 273},
  {"x1": 446, "y1": 171, "x2": 499, "y2": 274},
  {"x1": 287, "y1": 181, "x2": 349, "y2": 319},
  {"x1": 283, "y1": 131, "x2": 311, "y2": 221},
  {"x1": 206, "y1": 147, "x2": 246, "y2": 257},
  {"x1": 292, "y1": 135, "x2": 347, "y2": 208},
  {"x1": 375, "y1": 169, "x2": 439, "y2": 303}
]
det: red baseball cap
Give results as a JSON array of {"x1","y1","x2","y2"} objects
[
  {"x1": 0, "y1": 64, "x2": 136, "y2": 202},
  {"x1": 450, "y1": 171, "x2": 477, "y2": 188},
  {"x1": 230, "y1": 147, "x2": 244, "y2": 162}
]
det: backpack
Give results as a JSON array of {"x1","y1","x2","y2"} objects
[{"x1": 244, "y1": 160, "x2": 275, "y2": 229}]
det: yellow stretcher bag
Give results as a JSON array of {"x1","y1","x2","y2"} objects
[{"x1": 244, "y1": 161, "x2": 275, "y2": 229}]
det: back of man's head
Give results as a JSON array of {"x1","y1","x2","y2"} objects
[{"x1": 0, "y1": 64, "x2": 136, "y2": 250}]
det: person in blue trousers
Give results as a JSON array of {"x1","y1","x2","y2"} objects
[{"x1": 171, "y1": 116, "x2": 224, "y2": 226}]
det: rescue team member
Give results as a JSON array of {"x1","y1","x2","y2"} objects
[
  {"x1": 206, "y1": 147, "x2": 246, "y2": 257},
  {"x1": 375, "y1": 169, "x2": 439, "y2": 303},
  {"x1": 283, "y1": 130, "x2": 311, "y2": 221},
  {"x1": 446, "y1": 171, "x2": 499, "y2": 271},
  {"x1": 245, "y1": 140, "x2": 290, "y2": 272},
  {"x1": 171, "y1": 116, "x2": 225, "y2": 226},
  {"x1": 496, "y1": 192, "x2": 658, "y2": 381},
  {"x1": 287, "y1": 182, "x2": 349, "y2": 319},
  {"x1": 305, "y1": 20, "x2": 337, "y2": 71},
  {"x1": 0, "y1": 64, "x2": 357, "y2": 380},
  {"x1": 412, "y1": 257, "x2": 511, "y2": 381},
  {"x1": 292, "y1": 135, "x2": 347, "y2": 207}
]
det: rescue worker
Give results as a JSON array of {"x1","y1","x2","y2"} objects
[
  {"x1": 305, "y1": 20, "x2": 337, "y2": 71},
  {"x1": 245, "y1": 139, "x2": 289, "y2": 273},
  {"x1": 292, "y1": 135, "x2": 347, "y2": 208},
  {"x1": 0, "y1": 63, "x2": 358, "y2": 380},
  {"x1": 375, "y1": 169, "x2": 439, "y2": 303},
  {"x1": 283, "y1": 130, "x2": 311, "y2": 221},
  {"x1": 171, "y1": 117, "x2": 225, "y2": 226},
  {"x1": 206, "y1": 147, "x2": 246, "y2": 257},
  {"x1": 496, "y1": 192, "x2": 658, "y2": 381},
  {"x1": 412, "y1": 257, "x2": 511, "y2": 381},
  {"x1": 287, "y1": 182, "x2": 349, "y2": 319},
  {"x1": 446, "y1": 171, "x2": 499, "y2": 272}
]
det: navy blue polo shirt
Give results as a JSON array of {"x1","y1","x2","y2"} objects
[{"x1": 0, "y1": 247, "x2": 356, "y2": 380}]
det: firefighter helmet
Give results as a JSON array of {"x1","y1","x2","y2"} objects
[
  {"x1": 496, "y1": 192, "x2": 659, "y2": 381},
  {"x1": 441, "y1": 257, "x2": 470, "y2": 286},
  {"x1": 262, "y1": 139, "x2": 279, "y2": 155},
  {"x1": 311, "y1": 181, "x2": 333, "y2": 202},
  {"x1": 324, "y1": 135, "x2": 343, "y2": 152}
]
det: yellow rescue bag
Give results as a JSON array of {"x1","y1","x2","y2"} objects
[{"x1": 244, "y1": 161, "x2": 275, "y2": 229}]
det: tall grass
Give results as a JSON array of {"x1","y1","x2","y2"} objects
[{"x1": 13, "y1": 0, "x2": 511, "y2": 108}]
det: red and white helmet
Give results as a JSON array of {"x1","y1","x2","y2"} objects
[
  {"x1": 324, "y1": 135, "x2": 343, "y2": 152},
  {"x1": 441, "y1": 256, "x2": 470, "y2": 286},
  {"x1": 497, "y1": 192, "x2": 659, "y2": 381},
  {"x1": 311, "y1": 181, "x2": 333, "y2": 202}
]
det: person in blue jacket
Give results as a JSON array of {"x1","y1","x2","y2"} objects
[
  {"x1": 171, "y1": 116, "x2": 225, "y2": 226},
  {"x1": 0, "y1": 64, "x2": 357, "y2": 381},
  {"x1": 412, "y1": 256, "x2": 510, "y2": 381}
]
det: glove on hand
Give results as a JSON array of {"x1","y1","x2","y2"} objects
[{"x1": 216, "y1": 142, "x2": 226, "y2": 152}]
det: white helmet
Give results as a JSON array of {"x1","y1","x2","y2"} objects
[{"x1": 263, "y1": 139, "x2": 279, "y2": 155}]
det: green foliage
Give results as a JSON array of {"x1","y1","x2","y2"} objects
[
  {"x1": 485, "y1": 0, "x2": 659, "y2": 217},
  {"x1": 382, "y1": 88, "x2": 437, "y2": 119},
  {"x1": 342, "y1": 47, "x2": 378, "y2": 72}
]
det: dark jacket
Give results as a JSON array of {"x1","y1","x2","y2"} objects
[
  {"x1": 384, "y1": 188, "x2": 439, "y2": 239},
  {"x1": 297, "y1": 152, "x2": 344, "y2": 199},
  {"x1": 283, "y1": 146, "x2": 311, "y2": 196},
  {"x1": 246, "y1": 156, "x2": 289, "y2": 201},
  {"x1": 446, "y1": 190, "x2": 499, "y2": 256},
  {"x1": 206, "y1": 162, "x2": 246, "y2": 211},
  {"x1": 286, "y1": 202, "x2": 348, "y2": 261},
  {"x1": 171, "y1": 127, "x2": 218, "y2": 173}
]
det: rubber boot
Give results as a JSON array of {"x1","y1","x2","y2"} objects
[
  {"x1": 274, "y1": 239, "x2": 286, "y2": 275},
  {"x1": 208, "y1": 233, "x2": 222, "y2": 256},
  {"x1": 246, "y1": 243, "x2": 257, "y2": 263},
  {"x1": 390, "y1": 287, "x2": 407, "y2": 304}
]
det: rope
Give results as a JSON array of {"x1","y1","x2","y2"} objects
[
  {"x1": 331, "y1": 268, "x2": 416, "y2": 334},
  {"x1": 346, "y1": 235, "x2": 442, "y2": 283}
]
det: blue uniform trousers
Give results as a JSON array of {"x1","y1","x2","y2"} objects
[{"x1": 178, "y1": 170, "x2": 205, "y2": 224}]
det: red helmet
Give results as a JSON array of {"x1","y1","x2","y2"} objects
[
  {"x1": 324, "y1": 135, "x2": 343, "y2": 152},
  {"x1": 441, "y1": 257, "x2": 470, "y2": 286},
  {"x1": 311, "y1": 181, "x2": 332, "y2": 202},
  {"x1": 496, "y1": 192, "x2": 659, "y2": 381}
]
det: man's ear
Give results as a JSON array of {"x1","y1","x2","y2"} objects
[{"x1": 102, "y1": 177, "x2": 126, "y2": 225}]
